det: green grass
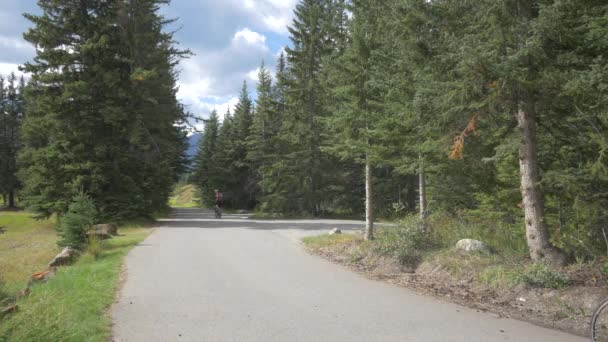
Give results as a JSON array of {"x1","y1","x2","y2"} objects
[
  {"x1": 0, "y1": 222, "x2": 152, "y2": 342},
  {"x1": 168, "y1": 183, "x2": 200, "y2": 208},
  {"x1": 302, "y1": 234, "x2": 361, "y2": 249}
]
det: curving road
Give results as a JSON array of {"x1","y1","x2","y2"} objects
[{"x1": 112, "y1": 208, "x2": 583, "y2": 342}]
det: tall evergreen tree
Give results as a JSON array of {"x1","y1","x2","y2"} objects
[
  {"x1": 273, "y1": 0, "x2": 348, "y2": 215},
  {"x1": 247, "y1": 62, "x2": 275, "y2": 202},
  {"x1": 325, "y1": 0, "x2": 388, "y2": 239},
  {"x1": 231, "y1": 81, "x2": 255, "y2": 209},
  {"x1": 192, "y1": 110, "x2": 220, "y2": 205},
  {"x1": 20, "y1": 0, "x2": 188, "y2": 219}
]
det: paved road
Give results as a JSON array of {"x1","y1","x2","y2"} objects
[{"x1": 112, "y1": 208, "x2": 583, "y2": 342}]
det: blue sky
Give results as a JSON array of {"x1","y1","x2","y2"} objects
[{"x1": 0, "y1": 0, "x2": 297, "y2": 128}]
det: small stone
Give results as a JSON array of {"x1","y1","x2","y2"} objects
[{"x1": 329, "y1": 228, "x2": 342, "y2": 235}]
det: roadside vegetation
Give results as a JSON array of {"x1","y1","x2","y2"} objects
[
  {"x1": 169, "y1": 183, "x2": 201, "y2": 208},
  {"x1": 303, "y1": 215, "x2": 608, "y2": 335},
  {"x1": 0, "y1": 210, "x2": 152, "y2": 342}
]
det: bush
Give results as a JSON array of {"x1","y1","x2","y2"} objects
[
  {"x1": 374, "y1": 217, "x2": 431, "y2": 266},
  {"x1": 518, "y1": 263, "x2": 569, "y2": 289},
  {"x1": 86, "y1": 234, "x2": 105, "y2": 260},
  {"x1": 58, "y1": 192, "x2": 97, "y2": 250}
]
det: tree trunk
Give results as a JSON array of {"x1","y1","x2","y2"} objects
[
  {"x1": 364, "y1": 155, "x2": 374, "y2": 240},
  {"x1": 516, "y1": 106, "x2": 567, "y2": 266},
  {"x1": 418, "y1": 153, "x2": 427, "y2": 221},
  {"x1": 8, "y1": 190, "x2": 15, "y2": 208}
]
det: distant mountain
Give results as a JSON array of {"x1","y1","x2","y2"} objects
[{"x1": 187, "y1": 133, "x2": 201, "y2": 159}]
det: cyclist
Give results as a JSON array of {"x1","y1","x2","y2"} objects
[{"x1": 214, "y1": 189, "x2": 223, "y2": 218}]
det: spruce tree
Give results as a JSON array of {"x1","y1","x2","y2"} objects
[
  {"x1": 273, "y1": 0, "x2": 347, "y2": 215},
  {"x1": 325, "y1": 0, "x2": 390, "y2": 239},
  {"x1": 231, "y1": 81, "x2": 255, "y2": 209},
  {"x1": 20, "y1": 0, "x2": 188, "y2": 219},
  {"x1": 192, "y1": 110, "x2": 220, "y2": 206},
  {"x1": 247, "y1": 63, "x2": 274, "y2": 203}
]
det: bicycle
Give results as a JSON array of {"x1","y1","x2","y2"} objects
[
  {"x1": 591, "y1": 297, "x2": 608, "y2": 341},
  {"x1": 214, "y1": 204, "x2": 222, "y2": 219}
]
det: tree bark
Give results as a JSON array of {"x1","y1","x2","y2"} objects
[
  {"x1": 364, "y1": 154, "x2": 374, "y2": 240},
  {"x1": 8, "y1": 190, "x2": 15, "y2": 208},
  {"x1": 516, "y1": 105, "x2": 567, "y2": 266},
  {"x1": 418, "y1": 153, "x2": 427, "y2": 221}
]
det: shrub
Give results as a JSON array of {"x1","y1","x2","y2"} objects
[
  {"x1": 86, "y1": 234, "x2": 105, "y2": 260},
  {"x1": 58, "y1": 192, "x2": 97, "y2": 249},
  {"x1": 374, "y1": 217, "x2": 431, "y2": 266},
  {"x1": 601, "y1": 261, "x2": 608, "y2": 275},
  {"x1": 518, "y1": 262, "x2": 569, "y2": 289}
]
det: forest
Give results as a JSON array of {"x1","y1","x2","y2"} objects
[
  {"x1": 0, "y1": 0, "x2": 606, "y2": 266},
  {"x1": 191, "y1": 0, "x2": 608, "y2": 265}
]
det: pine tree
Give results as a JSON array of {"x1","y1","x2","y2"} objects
[
  {"x1": 231, "y1": 81, "x2": 255, "y2": 209},
  {"x1": 192, "y1": 110, "x2": 220, "y2": 206},
  {"x1": 20, "y1": 0, "x2": 188, "y2": 219},
  {"x1": 325, "y1": 0, "x2": 390, "y2": 239},
  {"x1": 214, "y1": 108, "x2": 237, "y2": 207},
  {"x1": 271, "y1": 0, "x2": 347, "y2": 215},
  {"x1": 247, "y1": 62, "x2": 275, "y2": 202},
  {"x1": 0, "y1": 73, "x2": 24, "y2": 208}
]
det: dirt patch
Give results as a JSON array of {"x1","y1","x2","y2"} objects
[{"x1": 307, "y1": 242, "x2": 607, "y2": 337}]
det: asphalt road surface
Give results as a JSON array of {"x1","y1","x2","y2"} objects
[{"x1": 112, "y1": 208, "x2": 584, "y2": 342}]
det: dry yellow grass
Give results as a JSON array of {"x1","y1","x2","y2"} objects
[{"x1": 0, "y1": 211, "x2": 58, "y2": 291}]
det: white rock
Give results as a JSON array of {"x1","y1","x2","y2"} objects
[
  {"x1": 329, "y1": 228, "x2": 342, "y2": 235},
  {"x1": 455, "y1": 239, "x2": 490, "y2": 253}
]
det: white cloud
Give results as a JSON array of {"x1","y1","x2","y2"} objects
[
  {"x1": 233, "y1": 28, "x2": 266, "y2": 47},
  {"x1": 247, "y1": 67, "x2": 260, "y2": 83},
  {"x1": 0, "y1": 62, "x2": 25, "y2": 77},
  {"x1": 235, "y1": 0, "x2": 298, "y2": 35},
  {"x1": 262, "y1": 15, "x2": 290, "y2": 34}
]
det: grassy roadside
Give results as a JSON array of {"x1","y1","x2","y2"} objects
[
  {"x1": 169, "y1": 183, "x2": 200, "y2": 208},
  {"x1": 0, "y1": 212, "x2": 153, "y2": 342},
  {"x1": 302, "y1": 219, "x2": 608, "y2": 337}
]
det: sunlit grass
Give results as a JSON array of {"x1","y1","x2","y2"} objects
[
  {"x1": 302, "y1": 233, "x2": 361, "y2": 249},
  {"x1": 0, "y1": 213, "x2": 153, "y2": 341},
  {"x1": 0, "y1": 212, "x2": 58, "y2": 293},
  {"x1": 168, "y1": 183, "x2": 201, "y2": 208}
]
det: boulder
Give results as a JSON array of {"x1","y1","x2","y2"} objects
[
  {"x1": 93, "y1": 223, "x2": 118, "y2": 236},
  {"x1": 87, "y1": 231, "x2": 112, "y2": 240},
  {"x1": 48, "y1": 246, "x2": 79, "y2": 267},
  {"x1": 455, "y1": 239, "x2": 491, "y2": 253},
  {"x1": 329, "y1": 228, "x2": 342, "y2": 235}
]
